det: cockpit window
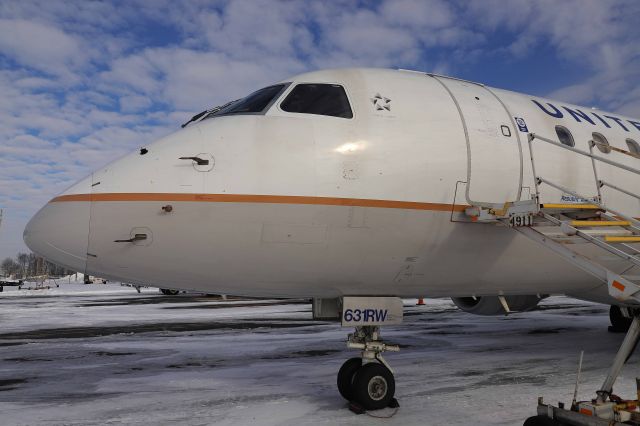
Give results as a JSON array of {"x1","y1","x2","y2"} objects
[
  {"x1": 181, "y1": 83, "x2": 290, "y2": 128},
  {"x1": 215, "y1": 84, "x2": 288, "y2": 116},
  {"x1": 281, "y1": 84, "x2": 353, "y2": 118}
]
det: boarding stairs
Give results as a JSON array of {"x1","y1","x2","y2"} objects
[{"x1": 466, "y1": 133, "x2": 640, "y2": 305}]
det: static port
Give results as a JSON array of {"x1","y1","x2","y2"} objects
[{"x1": 162, "y1": 205, "x2": 173, "y2": 213}]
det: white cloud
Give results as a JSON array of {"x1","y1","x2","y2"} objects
[
  {"x1": 380, "y1": 0, "x2": 454, "y2": 29},
  {"x1": 101, "y1": 54, "x2": 163, "y2": 94},
  {"x1": 0, "y1": 18, "x2": 84, "y2": 79},
  {"x1": 119, "y1": 94, "x2": 152, "y2": 112},
  {"x1": 465, "y1": 0, "x2": 640, "y2": 114},
  {"x1": 201, "y1": 0, "x2": 310, "y2": 59}
]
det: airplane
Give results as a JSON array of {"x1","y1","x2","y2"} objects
[{"x1": 23, "y1": 68, "x2": 640, "y2": 414}]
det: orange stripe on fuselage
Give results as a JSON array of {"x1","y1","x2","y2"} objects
[{"x1": 50, "y1": 193, "x2": 468, "y2": 212}]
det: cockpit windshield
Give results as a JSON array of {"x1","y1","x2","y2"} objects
[
  {"x1": 215, "y1": 84, "x2": 287, "y2": 116},
  {"x1": 181, "y1": 83, "x2": 288, "y2": 128}
]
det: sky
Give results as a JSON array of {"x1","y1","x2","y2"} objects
[{"x1": 1, "y1": 0, "x2": 639, "y2": 259}]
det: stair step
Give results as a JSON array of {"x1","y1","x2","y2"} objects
[
  {"x1": 531, "y1": 227, "x2": 636, "y2": 244},
  {"x1": 541, "y1": 203, "x2": 600, "y2": 210},
  {"x1": 571, "y1": 220, "x2": 631, "y2": 227},
  {"x1": 534, "y1": 227, "x2": 633, "y2": 239},
  {"x1": 604, "y1": 236, "x2": 640, "y2": 243}
]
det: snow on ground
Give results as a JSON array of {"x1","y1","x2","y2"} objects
[
  {"x1": 0, "y1": 275, "x2": 159, "y2": 297},
  {"x1": 0, "y1": 285, "x2": 637, "y2": 426}
]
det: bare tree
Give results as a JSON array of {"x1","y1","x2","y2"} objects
[
  {"x1": 1, "y1": 258, "x2": 19, "y2": 277},
  {"x1": 1, "y1": 252, "x2": 74, "y2": 279},
  {"x1": 27, "y1": 252, "x2": 37, "y2": 276},
  {"x1": 16, "y1": 252, "x2": 29, "y2": 278}
]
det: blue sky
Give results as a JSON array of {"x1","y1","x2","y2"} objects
[{"x1": 1, "y1": 0, "x2": 639, "y2": 259}]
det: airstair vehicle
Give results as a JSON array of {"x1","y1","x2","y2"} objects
[{"x1": 466, "y1": 133, "x2": 640, "y2": 425}]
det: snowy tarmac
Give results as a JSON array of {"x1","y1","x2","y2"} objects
[{"x1": 0, "y1": 283, "x2": 638, "y2": 425}]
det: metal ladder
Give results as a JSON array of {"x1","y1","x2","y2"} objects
[{"x1": 465, "y1": 132, "x2": 640, "y2": 305}]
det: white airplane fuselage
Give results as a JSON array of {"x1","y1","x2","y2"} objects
[{"x1": 24, "y1": 68, "x2": 640, "y2": 303}]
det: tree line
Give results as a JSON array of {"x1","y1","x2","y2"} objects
[{"x1": 1, "y1": 252, "x2": 73, "y2": 279}]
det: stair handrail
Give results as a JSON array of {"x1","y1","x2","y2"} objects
[
  {"x1": 528, "y1": 133, "x2": 640, "y2": 224},
  {"x1": 528, "y1": 133, "x2": 640, "y2": 177},
  {"x1": 599, "y1": 180, "x2": 640, "y2": 202},
  {"x1": 592, "y1": 139, "x2": 640, "y2": 160}
]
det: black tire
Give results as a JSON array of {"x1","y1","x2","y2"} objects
[
  {"x1": 522, "y1": 416, "x2": 563, "y2": 426},
  {"x1": 523, "y1": 415, "x2": 559, "y2": 426},
  {"x1": 352, "y1": 362, "x2": 395, "y2": 410},
  {"x1": 337, "y1": 357, "x2": 362, "y2": 401},
  {"x1": 610, "y1": 305, "x2": 633, "y2": 332},
  {"x1": 160, "y1": 289, "x2": 179, "y2": 295}
]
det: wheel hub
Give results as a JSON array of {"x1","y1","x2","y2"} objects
[{"x1": 368, "y1": 375, "x2": 388, "y2": 401}]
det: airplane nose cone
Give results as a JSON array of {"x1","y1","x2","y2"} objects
[{"x1": 23, "y1": 180, "x2": 92, "y2": 273}]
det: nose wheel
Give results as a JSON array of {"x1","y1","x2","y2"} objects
[
  {"x1": 337, "y1": 326, "x2": 399, "y2": 411},
  {"x1": 352, "y1": 362, "x2": 396, "y2": 410},
  {"x1": 337, "y1": 357, "x2": 362, "y2": 401}
]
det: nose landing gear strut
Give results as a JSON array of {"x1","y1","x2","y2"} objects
[{"x1": 337, "y1": 325, "x2": 400, "y2": 411}]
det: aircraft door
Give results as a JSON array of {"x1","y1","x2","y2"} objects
[{"x1": 433, "y1": 76, "x2": 523, "y2": 206}]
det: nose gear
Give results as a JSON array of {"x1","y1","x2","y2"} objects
[{"x1": 337, "y1": 325, "x2": 400, "y2": 413}]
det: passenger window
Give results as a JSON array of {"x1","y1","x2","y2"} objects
[
  {"x1": 281, "y1": 84, "x2": 353, "y2": 118},
  {"x1": 592, "y1": 132, "x2": 611, "y2": 154},
  {"x1": 555, "y1": 125, "x2": 575, "y2": 147},
  {"x1": 627, "y1": 138, "x2": 640, "y2": 155}
]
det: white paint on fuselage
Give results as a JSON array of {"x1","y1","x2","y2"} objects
[{"x1": 24, "y1": 68, "x2": 640, "y2": 303}]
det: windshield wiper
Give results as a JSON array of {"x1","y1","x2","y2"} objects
[
  {"x1": 181, "y1": 100, "x2": 239, "y2": 128},
  {"x1": 181, "y1": 110, "x2": 208, "y2": 128}
]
